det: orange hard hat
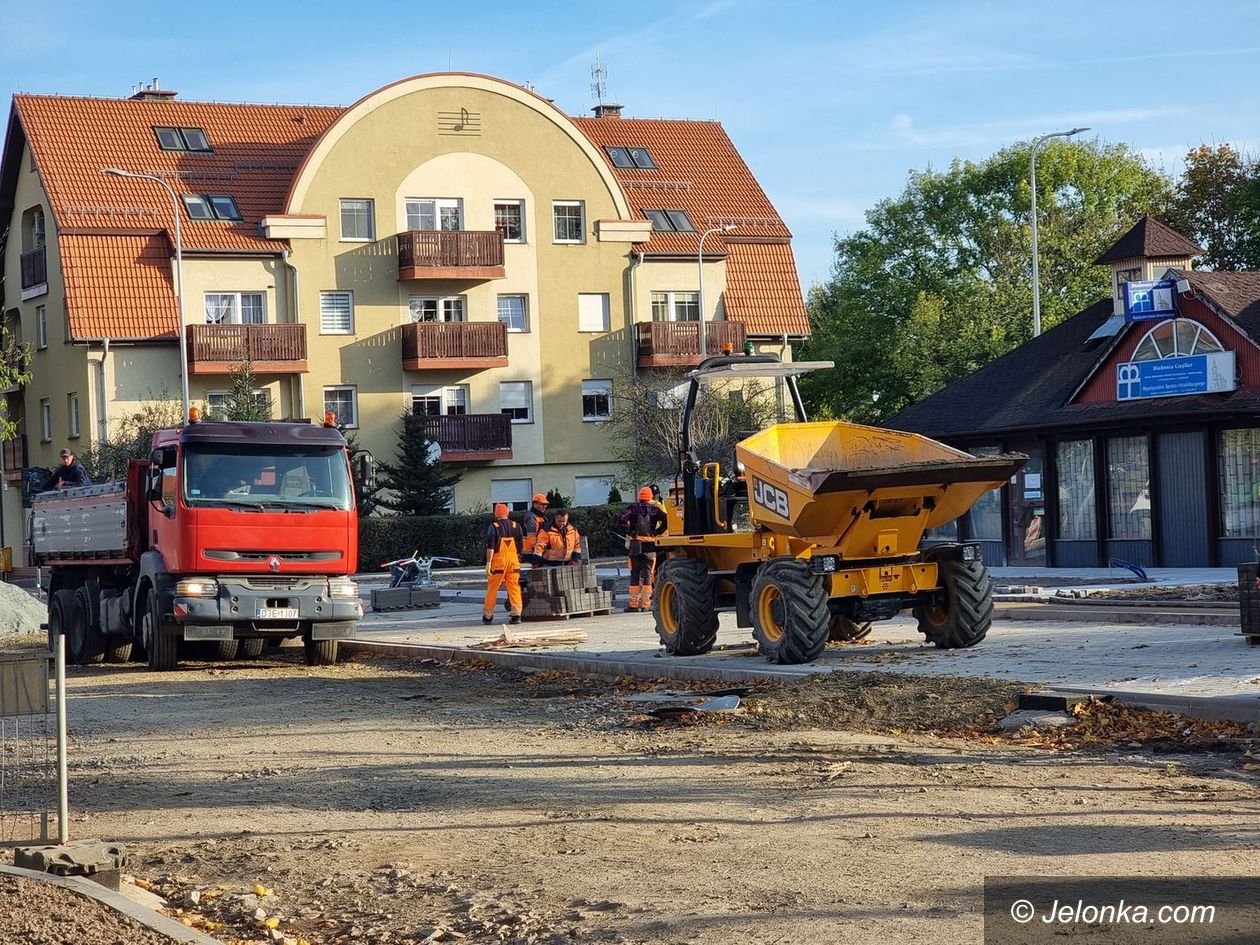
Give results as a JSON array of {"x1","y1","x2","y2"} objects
[
  {"x1": 532, "y1": 493, "x2": 549, "y2": 505},
  {"x1": 638, "y1": 486, "x2": 653, "y2": 501},
  {"x1": 494, "y1": 503, "x2": 509, "y2": 518}
]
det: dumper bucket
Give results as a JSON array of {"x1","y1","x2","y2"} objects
[{"x1": 736, "y1": 421, "x2": 1024, "y2": 555}]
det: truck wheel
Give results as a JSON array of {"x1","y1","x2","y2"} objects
[
  {"x1": 47, "y1": 590, "x2": 75, "y2": 655},
  {"x1": 105, "y1": 637, "x2": 133, "y2": 664},
  {"x1": 237, "y1": 638, "x2": 265, "y2": 660},
  {"x1": 211, "y1": 639, "x2": 239, "y2": 661},
  {"x1": 304, "y1": 638, "x2": 338, "y2": 666},
  {"x1": 751, "y1": 557, "x2": 830, "y2": 665},
  {"x1": 69, "y1": 587, "x2": 106, "y2": 665},
  {"x1": 913, "y1": 558, "x2": 993, "y2": 649},
  {"x1": 828, "y1": 615, "x2": 873, "y2": 643},
  {"x1": 142, "y1": 592, "x2": 179, "y2": 671},
  {"x1": 653, "y1": 556, "x2": 718, "y2": 656}
]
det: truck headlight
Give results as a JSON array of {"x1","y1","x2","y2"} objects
[
  {"x1": 175, "y1": 578, "x2": 219, "y2": 597},
  {"x1": 328, "y1": 578, "x2": 359, "y2": 599}
]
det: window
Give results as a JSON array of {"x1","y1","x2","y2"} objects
[
  {"x1": 627, "y1": 147, "x2": 657, "y2": 169},
  {"x1": 497, "y1": 295, "x2": 528, "y2": 333},
  {"x1": 412, "y1": 385, "x2": 468, "y2": 416},
  {"x1": 36, "y1": 305, "x2": 47, "y2": 349},
  {"x1": 323, "y1": 386, "x2": 357, "y2": 428},
  {"x1": 552, "y1": 201, "x2": 585, "y2": 243},
  {"x1": 966, "y1": 446, "x2": 1003, "y2": 540},
  {"x1": 500, "y1": 381, "x2": 533, "y2": 424},
  {"x1": 578, "y1": 293, "x2": 610, "y2": 332},
  {"x1": 409, "y1": 296, "x2": 465, "y2": 323},
  {"x1": 651, "y1": 291, "x2": 700, "y2": 322},
  {"x1": 494, "y1": 200, "x2": 525, "y2": 242},
  {"x1": 1056, "y1": 440, "x2": 1096, "y2": 540},
  {"x1": 39, "y1": 398, "x2": 51, "y2": 442},
  {"x1": 204, "y1": 292, "x2": 265, "y2": 325},
  {"x1": 1131, "y1": 318, "x2": 1225, "y2": 361},
  {"x1": 67, "y1": 393, "x2": 80, "y2": 438},
  {"x1": 183, "y1": 194, "x2": 240, "y2": 221},
  {"x1": 320, "y1": 291, "x2": 354, "y2": 334},
  {"x1": 153, "y1": 126, "x2": 212, "y2": 152},
  {"x1": 405, "y1": 198, "x2": 462, "y2": 231},
  {"x1": 183, "y1": 195, "x2": 213, "y2": 220},
  {"x1": 491, "y1": 478, "x2": 532, "y2": 512},
  {"x1": 1106, "y1": 436, "x2": 1150, "y2": 540},
  {"x1": 604, "y1": 147, "x2": 634, "y2": 168},
  {"x1": 1116, "y1": 266, "x2": 1141, "y2": 293},
  {"x1": 1219, "y1": 429, "x2": 1260, "y2": 538},
  {"x1": 642, "y1": 209, "x2": 695, "y2": 232},
  {"x1": 339, "y1": 199, "x2": 375, "y2": 241},
  {"x1": 582, "y1": 380, "x2": 612, "y2": 421},
  {"x1": 206, "y1": 388, "x2": 272, "y2": 420},
  {"x1": 575, "y1": 475, "x2": 614, "y2": 507}
]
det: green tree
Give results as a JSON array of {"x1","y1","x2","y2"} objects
[
  {"x1": 545, "y1": 487, "x2": 573, "y2": 508},
  {"x1": 376, "y1": 409, "x2": 462, "y2": 516},
  {"x1": 213, "y1": 353, "x2": 271, "y2": 421},
  {"x1": 606, "y1": 484, "x2": 623, "y2": 504},
  {"x1": 0, "y1": 327, "x2": 32, "y2": 441},
  {"x1": 1166, "y1": 144, "x2": 1260, "y2": 271},
  {"x1": 798, "y1": 139, "x2": 1172, "y2": 422},
  {"x1": 343, "y1": 430, "x2": 381, "y2": 518},
  {"x1": 80, "y1": 387, "x2": 184, "y2": 482}
]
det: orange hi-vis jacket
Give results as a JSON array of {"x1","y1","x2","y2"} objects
[
  {"x1": 539, "y1": 523, "x2": 582, "y2": 563},
  {"x1": 522, "y1": 508, "x2": 547, "y2": 556}
]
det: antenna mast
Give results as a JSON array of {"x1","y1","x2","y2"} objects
[{"x1": 590, "y1": 51, "x2": 608, "y2": 107}]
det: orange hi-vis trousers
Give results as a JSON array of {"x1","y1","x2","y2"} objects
[
  {"x1": 484, "y1": 537, "x2": 523, "y2": 619},
  {"x1": 627, "y1": 548, "x2": 656, "y2": 610}
]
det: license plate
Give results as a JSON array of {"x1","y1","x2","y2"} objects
[{"x1": 256, "y1": 607, "x2": 299, "y2": 620}]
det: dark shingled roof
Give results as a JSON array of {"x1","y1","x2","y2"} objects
[
  {"x1": 1094, "y1": 215, "x2": 1203, "y2": 264},
  {"x1": 1177, "y1": 269, "x2": 1260, "y2": 336}
]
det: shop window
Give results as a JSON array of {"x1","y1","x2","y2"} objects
[
  {"x1": 1106, "y1": 436, "x2": 1150, "y2": 540},
  {"x1": 1056, "y1": 440, "x2": 1096, "y2": 540},
  {"x1": 1131, "y1": 318, "x2": 1224, "y2": 361},
  {"x1": 1219, "y1": 429, "x2": 1260, "y2": 538},
  {"x1": 966, "y1": 446, "x2": 1003, "y2": 540}
]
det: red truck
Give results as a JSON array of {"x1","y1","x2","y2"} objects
[{"x1": 32, "y1": 417, "x2": 362, "y2": 670}]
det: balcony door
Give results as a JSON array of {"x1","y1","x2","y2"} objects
[
  {"x1": 204, "y1": 292, "x2": 266, "y2": 324},
  {"x1": 405, "y1": 198, "x2": 462, "y2": 232}
]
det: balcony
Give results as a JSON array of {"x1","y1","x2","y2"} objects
[
  {"x1": 422, "y1": 413, "x2": 512, "y2": 463},
  {"x1": 403, "y1": 321, "x2": 509, "y2": 371},
  {"x1": 397, "y1": 230, "x2": 505, "y2": 281},
  {"x1": 3, "y1": 434, "x2": 26, "y2": 482},
  {"x1": 636, "y1": 320, "x2": 747, "y2": 368},
  {"x1": 20, "y1": 246, "x2": 47, "y2": 298},
  {"x1": 186, "y1": 324, "x2": 309, "y2": 375}
]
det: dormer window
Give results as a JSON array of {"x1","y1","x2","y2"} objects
[
  {"x1": 1116, "y1": 266, "x2": 1141, "y2": 292},
  {"x1": 604, "y1": 146, "x2": 656, "y2": 169},
  {"x1": 154, "y1": 126, "x2": 213, "y2": 152},
  {"x1": 182, "y1": 194, "x2": 240, "y2": 221},
  {"x1": 643, "y1": 209, "x2": 694, "y2": 232}
]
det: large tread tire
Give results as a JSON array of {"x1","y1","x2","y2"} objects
[
  {"x1": 913, "y1": 558, "x2": 993, "y2": 649},
  {"x1": 143, "y1": 591, "x2": 179, "y2": 671},
  {"x1": 304, "y1": 638, "x2": 339, "y2": 666},
  {"x1": 237, "y1": 638, "x2": 265, "y2": 660},
  {"x1": 105, "y1": 637, "x2": 133, "y2": 664},
  {"x1": 652, "y1": 556, "x2": 719, "y2": 656},
  {"x1": 70, "y1": 587, "x2": 106, "y2": 665},
  {"x1": 751, "y1": 557, "x2": 830, "y2": 665},
  {"x1": 211, "y1": 639, "x2": 239, "y2": 661},
  {"x1": 828, "y1": 614, "x2": 873, "y2": 644},
  {"x1": 48, "y1": 590, "x2": 75, "y2": 656}
]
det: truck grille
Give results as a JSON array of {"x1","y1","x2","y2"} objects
[{"x1": 234, "y1": 577, "x2": 320, "y2": 591}]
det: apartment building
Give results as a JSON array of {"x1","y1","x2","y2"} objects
[{"x1": 0, "y1": 72, "x2": 808, "y2": 547}]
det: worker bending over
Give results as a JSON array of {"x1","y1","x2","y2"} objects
[
  {"x1": 619, "y1": 486, "x2": 668, "y2": 612},
  {"x1": 538, "y1": 509, "x2": 582, "y2": 565},
  {"x1": 483, "y1": 503, "x2": 524, "y2": 625},
  {"x1": 522, "y1": 493, "x2": 549, "y2": 565}
]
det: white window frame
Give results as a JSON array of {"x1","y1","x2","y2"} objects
[
  {"x1": 39, "y1": 398, "x2": 51, "y2": 442},
  {"x1": 408, "y1": 295, "x2": 466, "y2": 323},
  {"x1": 319, "y1": 291, "x2": 354, "y2": 335},
  {"x1": 581, "y1": 379, "x2": 613, "y2": 421},
  {"x1": 578, "y1": 293, "x2": 611, "y2": 333},
  {"x1": 323, "y1": 385, "x2": 358, "y2": 429},
  {"x1": 204, "y1": 291, "x2": 266, "y2": 325},
  {"x1": 411, "y1": 384, "x2": 469, "y2": 417},
  {"x1": 493, "y1": 199, "x2": 526, "y2": 243},
  {"x1": 205, "y1": 388, "x2": 272, "y2": 419},
  {"x1": 552, "y1": 200, "x2": 586, "y2": 244},
  {"x1": 497, "y1": 294, "x2": 529, "y2": 333},
  {"x1": 405, "y1": 197, "x2": 463, "y2": 232},
  {"x1": 491, "y1": 478, "x2": 533, "y2": 512},
  {"x1": 36, "y1": 304, "x2": 47, "y2": 349},
  {"x1": 67, "y1": 393, "x2": 80, "y2": 438},
  {"x1": 339, "y1": 198, "x2": 376, "y2": 242},
  {"x1": 651, "y1": 290, "x2": 700, "y2": 322},
  {"x1": 499, "y1": 380, "x2": 533, "y2": 424},
  {"x1": 574, "y1": 475, "x2": 614, "y2": 507}
]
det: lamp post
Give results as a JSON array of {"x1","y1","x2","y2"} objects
[
  {"x1": 698, "y1": 223, "x2": 737, "y2": 356},
  {"x1": 1030, "y1": 127, "x2": 1089, "y2": 337},
  {"x1": 103, "y1": 168, "x2": 190, "y2": 415}
]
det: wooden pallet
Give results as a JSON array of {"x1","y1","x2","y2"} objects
[
  {"x1": 372, "y1": 600, "x2": 440, "y2": 613},
  {"x1": 1240, "y1": 632, "x2": 1260, "y2": 647},
  {"x1": 522, "y1": 608, "x2": 612, "y2": 622}
]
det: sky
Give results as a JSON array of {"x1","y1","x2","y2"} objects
[{"x1": 3, "y1": 0, "x2": 1258, "y2": 288}]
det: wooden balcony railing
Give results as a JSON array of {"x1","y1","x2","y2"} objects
[
  {"x1": 186, "y1": 323, "x2": 309, "y2": 375},
  {"x1": 421, "y1": 413, "x2": 512, "y2": 463},
  {"x1": 636, "y1": 320, "x2": 747, "y2": 367},
  {"x1": 402, "y1": 321, "x2": 509, "y2": 370},
  {"x1": 20, "y1": 247, "x2": 47, "y2": 291},
  {"x1": 3, "y1": 434, "x2": 26, "y2": 480},
  {"x1": 397, "y1": 230, "x2": 505, "y2": 280}
]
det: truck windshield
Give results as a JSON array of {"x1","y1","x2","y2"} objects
[{"x1": 182, "y1": 444, "x2": 353, "y2": 511}]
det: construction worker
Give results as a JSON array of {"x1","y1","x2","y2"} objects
[
  {"x1": 619, "y1": 486, "x2": 668, "y2": 612},
  {"x1": 483, "y1": 503, "x2": 524, "y2": 625},
  {"x1": 522, "y1": 493, "x2": 549, "y2": 565},
  {"x1": 538, "y1": 509, "x2": 582, "y2": 565}
]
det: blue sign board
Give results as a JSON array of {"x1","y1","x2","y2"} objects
[
  {"x1": 1116, "y1": 351, "x2": 1235, "y2": 401},
  {"x1": 1122, "y1": 279, "x2": 1178, "y2": 321}
]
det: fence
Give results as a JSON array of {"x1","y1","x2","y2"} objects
[{"x1": 0, "y1": 640, "x2": 67, "y2": 847}]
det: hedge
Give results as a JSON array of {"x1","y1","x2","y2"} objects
[{"x1": 358, "y1": 504, "x2": 630, "y2": 571}]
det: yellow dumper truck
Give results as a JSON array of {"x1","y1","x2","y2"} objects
[{"x1": 653, "y1": 354, "x2": 1026, "y2": 665}]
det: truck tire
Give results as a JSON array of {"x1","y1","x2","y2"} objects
[
  {"x1": 142, "y1": 591, "x2": 179, "y2": 671},
  {"x1": 913, "y1": 558, "x2": 993, "y2": 649},
  {"x1": 211, "y1": 639, "x2": 239, "y2": 661},
  {"x1": 47, "y1": 590, "x2": 75, "y2": 655},
  {"x1": 237, "y1": 638, "x2": 265, "y2": 660},
  {"x1": 304, "y1": 638, "x2": 339, "y2": 666},
  {"x1": 653, "y1": 556, "x2": 718, "y2": 656},
  {"x1": 69, "y1": 587, "x2": 107, "y2": 665},
  {"x1": 751, "y1": 557, "x2": 830, "y2": 664},
  {"x1": 828, "y1": 614, "x2": 873, "y2": 643},
  {"x1": 105, "y1": 636, "x2": 133, "y2": 664}
]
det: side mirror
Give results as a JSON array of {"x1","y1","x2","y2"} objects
[{"x1": 146, "y1": 465, "x2": 163, "y2": 501}]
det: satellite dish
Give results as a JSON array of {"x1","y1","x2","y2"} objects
[{"x1": 425, "y1": 441, "x2": 442, "y2": 464}]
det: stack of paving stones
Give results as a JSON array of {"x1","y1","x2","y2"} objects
[
  {"x1": 1238, "y1": 562, "x2": 1260, "y2": 644},
  {"x1": 522, "y1": 564, "x2": 612, "y2": 619}
]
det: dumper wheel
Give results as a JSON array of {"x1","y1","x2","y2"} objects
[
  {"x1": 142, "y1": 591, "x2": 179, "y2": 671},
  {"x1": 47, "y1": 589, "x2": 75, "y2": 656},
  {"x1": 238, "y1": 638, "x2": 265, "y2": 660},
  {"x1": 751, "y1": 558, "x2": 830, "y2": 664},
  {"x1": 304, "y1": 638, "x2": 339, "y2": 666},
  {"x1": 653, "y1": 556, "x2": 718, "y2": 656},
  {"x1": 828, "y1": 615, "x2": 873, "y2": 643},
  {"x1": 69, "y1": 587, "x2": 106, "y2": 665},
  {"x1": 913, "y1": 558, "x2": 993, "y2": 649}
]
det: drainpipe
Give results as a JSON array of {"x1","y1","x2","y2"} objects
[
  {"x1": 96, "y1": 339, "x2": 111, "y2": 441},
  {"x1": 281, "y1": 250, "x2": 305, "y2": 419},
  {"x1": 628, "y1": 252, "x2": 644, "y2": 379}
]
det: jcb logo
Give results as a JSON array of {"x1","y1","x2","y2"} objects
[{"x1": 752, "y1": 477, "x2": 789, "y2": 518}]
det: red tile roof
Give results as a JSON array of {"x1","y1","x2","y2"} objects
[
  {"x1": 724, "y1": 242, "x2": 810, "y2": 336},
  {"x1": 59, "y1": 232, "x2": 180, "y2": 339}
]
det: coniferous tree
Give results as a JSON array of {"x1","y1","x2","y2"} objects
[
  {"x1": 218, "y1": 353, "x2": 271, "y2": 421},
  {"x1": 376, "y1": 409, "x2": 462, "y2": 515}
]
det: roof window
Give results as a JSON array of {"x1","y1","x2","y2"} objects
[
  {"x1": 182, "y1": 194, "x2": 241, "y2": 221},
  {"x1": 154, "y1": 126, "x2": 213, "y2": 152},
  {"x1": 604, "y1": 146, "x2": 656, "y2": 169},
  {"x1": 643, "y1": 209, "x2": 694, "y2": 232}
]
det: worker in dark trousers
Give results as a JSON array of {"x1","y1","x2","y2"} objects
[
  {"x1": 522, "y1": 493, "x2": 549, "y2": 565},
  {"x1": 483, "y1": 503, "x2": 524, "y2": 625},
  {"x1": 618, "y1": 487, "x2": 667, "y2": 612}
]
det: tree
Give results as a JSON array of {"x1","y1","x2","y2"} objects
[
  {"x1": 214, "y1": 353, "x2": 271, "y2": 421},
  {"x1": 80, "y1": 387, "x2": 184, "y2": 482},
  {"x1": 375, "y1": 409, "x2": 462, "y2": 516},
  {"x1": 1167, "y1": 144, "x2": 1260, "y2": 271},
  {"x1": 343, "y1": 430, "x2": 381, "y2": 518},
  {"x1": 798, "y1": 139, "x2": 1172, "y2": 423},
  {"x1": 545, "y1": 487, "x2": 573, "y2": 508},
  {"x1": 0, "y1": 327, "x2": 32, "y2": 442},
  {"x1": 606, "y1": 484, "x2": 623, "y2": 504}
]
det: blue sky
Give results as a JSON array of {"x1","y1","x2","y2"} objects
[{"x1": 3, "y1": 0, "x2": 1258, "y2": 287}]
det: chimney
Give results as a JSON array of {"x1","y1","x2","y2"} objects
[
  {"x1": 130, "y1": 77, "x2": 177, "y2": 102},
  {"x1": 591, "y1": 103, "x2": 623, "y2": 119}
]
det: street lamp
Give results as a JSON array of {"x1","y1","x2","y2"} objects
[
  {"x1": 698, "y1": 223, "x2": 737, "y2": 357},
  {"x1": 103, "y1": 167, "x2": 190, "y2": 415},
  {"x1": 1029, "y1": 127, "x2": 1089, "y2": 337}
]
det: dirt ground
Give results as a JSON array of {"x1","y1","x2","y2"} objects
[
  {"x1": 1086, "y1": 583, "x2": 1239, "y2": 602},
  {"x1": 0, "y1": 875, "x2": 172, "y2": 945},
  {"x1": 22, "y1": 650, "x2": 1260, "y2": 944}
]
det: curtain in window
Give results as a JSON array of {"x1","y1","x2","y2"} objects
[
  {"x1": 204, "y1": 293, "x2": 236, "y2": 324},
  {"x1": 1106, "y1": 436, "x2": 1151, "y2": 540},
  {"x1": 1219, "y1": 429, "x2": 1260, "y2": 538},
  {"x1": 1056, "y1": 440, "x2": 1096, "y2": 540}
]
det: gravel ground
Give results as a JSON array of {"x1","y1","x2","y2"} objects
[
  {"x1": 0, "y1": 581, "x2": 47, "y2": 636},
  {"x1": 0, "y1": 875, "x2": 172, "y2": 945},
  {"x1": 1085, "y1": 584, "x2": 1240, "y2": 602}
]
